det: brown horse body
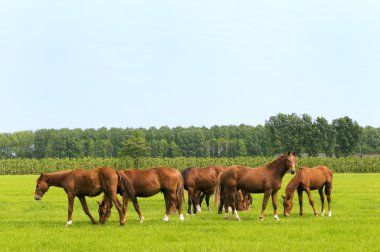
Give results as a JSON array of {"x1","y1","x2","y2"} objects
[
  {"x1": 182, "y1": 166, "x2": 226, "y2": 214},
  {"x1": 99, "y1": 167, "x2": 185, "y2": 223},
  {"x1": 282, "y1": 166, "x2": 333, "y2": 217},
  {"x1": 215, "y1": 152, "x2": 296, "y2": 221},
  {"x1": 34, "y1": 167, "x2": 135, "y2": 225}
]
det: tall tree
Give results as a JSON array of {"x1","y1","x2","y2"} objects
[{"x1": 332, "y1": 116, "x2": 362, "y2": 157}]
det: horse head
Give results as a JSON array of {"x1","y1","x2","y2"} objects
[
  {"x1": 97, "y1": 199, "x2": 112, "y2": 224},
  {"x1": 34, "y1": 174, "x2": 49, "y2": 200},
  {"x1": 286, "y1": 151, "x2": 297, "y2": 174},
  {"x1": 282, "y1": 195, "x2": 293, "y2": 217}
]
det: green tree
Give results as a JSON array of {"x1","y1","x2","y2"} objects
[
  {"x1": 119, "y1": 131, "x2": 150, "y2": 167},
  {"x1": 332, "y1": 116, "x2": 362, "y2": 157}
]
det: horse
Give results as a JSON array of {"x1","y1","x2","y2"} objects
[
  {"x1": 198, "y1": 190, "x2": 252, "y2": 212},
  {"x1": 282, "y1": 166, "x2": 333, "y2": 217},
  {"x1": 34, "y1": 167, "x2": 135, "y2": 226},
  {"x1": 214, "y1": 151, "x2": 296, "y2": 221},
  {"x1": 181, "y1": 166, "x2": 226, "y2": 215},
  {"x1": 98, "y1": 167, "x2": 185, "y2": 223}
]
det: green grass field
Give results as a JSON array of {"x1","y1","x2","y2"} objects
[{"x1": 1, "y1": 174, "x2": 379, "y2": 251}]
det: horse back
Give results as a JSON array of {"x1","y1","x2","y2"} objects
[
  {"x1": 187, "y1": 166, "x2": 226, "y2": 192},
  {"x1": 298, "y1": 166, "x2": 332, "y2": 190},
  {"x1": 70, "y1": 167, "x2": 118, "y2": 197}
]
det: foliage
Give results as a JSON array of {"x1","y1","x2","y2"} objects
[
  {"x1": 1, "y1": 156, "x2": 380, "y2": 175},
  {"x1": 1, "y1": 114, "x2": 380, "y2": 159}
]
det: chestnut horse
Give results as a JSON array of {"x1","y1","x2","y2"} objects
[
  {"x1": 34, "y1": 167, "x2": 135, "y2": 226},
  {"x1": 215, "y1": 152, "x2": 296, "y2": 221},
  {"x1": 282, "y1": 166, "x2": 333, "y2": 217},
  {"x1": 98, "y1": 167, "x2": 185, "y2": 223},
  {"x1": 198, "y1": 190, "x2": 252, "y2": 212},
  {"x1": 182, "y1": 166, "x2": 226, "y2": 215}
]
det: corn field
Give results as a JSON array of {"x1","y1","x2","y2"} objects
[{"x1": 0, "y1": 156, "x2": 379, "y2": 175}]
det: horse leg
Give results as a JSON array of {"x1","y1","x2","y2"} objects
[
  {"x1": 130, "y1": 197, "x2": 144, "y2": 223},
  {"x1": 259, "y1": 190, "x2": 271, "y2": 221},
  {"x1": 194, "y1": 190, "x2": 202, "y2": 213},
  {"x1": 186, "y1": 191, "x2": 192, "y2": 215},
  {"x1": 109, "y1": 193, "x2": 126, "y2": 226},
  {"x1": 78, "y1": 196, "x2": 97, "y2": 224},
  {"x1": 223, "y1": 189, "x2": 230, "y2": 219},
  {"x1": 66, "y1": 193, "x2": 75, "y2": 225},
  {"x1": 271, "y1": 191, "x2": 279, "y2": 221},
  {"x1": 319, "y1": 188, "x2": 325, "y2": 216},
  {"x1": 297, "y1": 188, "x2": 303, "y2": 216},
  {"x1": 188, "y1": 187, "x2": 196, "y2": 214},
  {"x1": 326, "y1": 183, "x2": 332, "y2": 217},
  {"x1": 205, "y1": 194, "x2": 211, "y2": 211},
  {"x1": 305, "y1": 188, "x2": 318, "y2": 216},
  {"x1": 163, "y1": 192, "x2": 170, "y2": 222},
  {"x1": 229, "y1": 188, "x2": 240, "y2": 221}
]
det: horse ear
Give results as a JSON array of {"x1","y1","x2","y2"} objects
[
  {"x1": 293, "y1": 151, "x2": 296, "y2": 156},
  {"x1": 281, "y1": 195, "x2": 285, "y2": 200},
  {"x1": 287, "y1": 151, "x2": 291, "y2": 156}
]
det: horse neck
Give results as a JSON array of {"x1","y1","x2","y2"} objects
[
  {"x1": 44, "y1": 170, "x2": 71, "y2": 188},
  {"x1": 285, "y1": 174, "x2": 299, "y2": 200},
  {"x1": 267, "y1": 155, "x2": 289, "y2": 179}
]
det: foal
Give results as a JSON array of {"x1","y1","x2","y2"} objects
[{"x1": 282, "y1": 166, "x2": 333, "y2": 217}]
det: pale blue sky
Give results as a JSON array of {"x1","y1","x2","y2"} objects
[{"x1": 1, "y1": 0, "x2": 379, "y2": 133}]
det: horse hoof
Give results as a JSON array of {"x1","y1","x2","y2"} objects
[
  {"x1": 274, "y1": 215, "x2": 280, "y2": 221},
  {"x1": 179, "y1": 214, "x2": 185, "y2": 221}
]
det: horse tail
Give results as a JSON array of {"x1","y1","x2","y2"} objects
[
  {"x1": 181, "y1": 167, "x2": 192, "y2": 190},
  {"x1": 214, "y1": 172, "x2": 222, "y2": 206},
  {"x1": 176, "y1": 171, "x2": 185, "y2": 209},
  {"x1": 117, "y1": 171, "x2": 136, "y2": 202}
]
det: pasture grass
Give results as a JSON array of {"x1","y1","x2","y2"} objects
[{"x1": 1, "y1": 174, "x2": 379, "y2": 251}]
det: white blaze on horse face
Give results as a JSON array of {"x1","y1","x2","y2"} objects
[
  {"x1": 163, "y1": 214, "x2": 169, "y2": 222},
  {"x1": 179, "y1": 214, "x2": 185, "y2": 221},
  {"x1": 196, "y1": 205, "x2": 202, "y2": 212},
  {"x1": 274, "y1": 214, "x2": 280, "y2": 221}
]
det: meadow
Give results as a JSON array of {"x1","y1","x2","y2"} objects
[{"x1": 1, "y1": 173, "x2": 379, "y2": 251}]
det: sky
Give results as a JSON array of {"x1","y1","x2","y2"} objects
[{"x1": 1, "y1": 0, "x2": 379, "y2": 133}]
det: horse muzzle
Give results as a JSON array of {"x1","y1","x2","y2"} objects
[{"x1": 34, "y1": 194, "x2": 42, "y2": 200}]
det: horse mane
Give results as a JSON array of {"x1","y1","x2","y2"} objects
[
  {"x1": 266, "y1": 154, "x2": 287, "y2": 169},
  {"x1": 43, "y1": 170, "x2": 73, "y2": 186}
]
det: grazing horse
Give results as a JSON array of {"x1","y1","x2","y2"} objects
[
  {"x1": 182, "y1": 166, "x2": 226, "y2": 215},
  {"x1": 34, "y1": 167, "x2": 135, "y2": 226},
  {"x1": 282, "y1": 166, "x2": 333, "y2": 217},
  {"x1": 215, "y1": 152, "x2": 297, "y2": 221},
  {"x1": 98, "y1": 167, "x2": 185, "y2": 223},
  {"x1": 198, "y1": 190, "x2": 252, "y2": 212}
]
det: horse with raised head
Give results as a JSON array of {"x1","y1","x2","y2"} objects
[
  {"x1": 98, "y1": 166, "x2": 185, "y2": 223},
  {"x1": 182, "y1": 166, "x2": 226, "y2": 215},
  {"x1": 34, "y1": 167, "x2": 135, "y2": 226},
  {"x1": 282, "y1": 166, "x2": 333, "y2": 217},
  {"x1": 215, "y1": 152, "x2": 297, "y2": 221}
]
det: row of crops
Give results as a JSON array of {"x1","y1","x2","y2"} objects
[{"x1": 0, "y1": 156, "x2": 379, "y2": 175}]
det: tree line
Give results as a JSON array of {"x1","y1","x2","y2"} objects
[{"x1": 0, "y1": 113, "x2": 379, "y2": 159}]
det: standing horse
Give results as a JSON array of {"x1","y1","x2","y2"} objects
[
  {"x1": 34, "y1": 167, "x2": 135, "y2": 226},
  {"x1": 182, "y1": 166, "x2": 226, "y2": 215},
  {"x1": 282, "y1": 166, "x2": 333, "y2": 217},
  {"x1": 98, "y1": 167, "x2": 185, "y2": 223},
  {"x1": 215, "y1": 152, "x2": 296, "y2": 221}
]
